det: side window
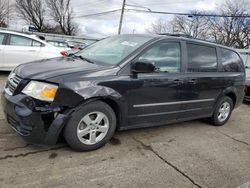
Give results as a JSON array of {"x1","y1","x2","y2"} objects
[
  {"x1": 32, "y1": 40, "x2": 42, "y2": 47},
  {"x1": 9, "y1": 35, "x2": 32, "y2": 46},
  {"x1": 0, "y1": 33, "x2": 5, "y2": 44},
  {"x1": 221, "y1": 49, "x2": 243, "y2": 72},
  {"x1": 138, "y1": 42, "x2": 181, "y2": 73},
  {"x1": 187, "y1": 43, "x2": 217, "y2": 72}
]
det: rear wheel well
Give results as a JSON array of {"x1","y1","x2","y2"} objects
[{"x1": 225, "y1": 92, "x2": 236, "y2": 107}]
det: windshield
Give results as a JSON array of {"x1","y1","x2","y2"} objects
[{"x1": 75, "y1": 35, "x2": 153, "y2": 66}]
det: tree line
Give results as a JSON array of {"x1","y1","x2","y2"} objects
[
  {"x1": 147, "y1": 0, "x2": 250, "y2": 49},
  {"x1": 0, "y1": 0, "x2": 77, "y2": 35},
  {"x1": 1, "y1": 0, "x2": 250, "y2": 47}
]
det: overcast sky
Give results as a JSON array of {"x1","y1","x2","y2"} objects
[
  {"x1": 10, "y1": 0, "x2": 226, "y2": 38},
  {"x1": 72, "y1": 0, "x2": 226, "y2": 38}
]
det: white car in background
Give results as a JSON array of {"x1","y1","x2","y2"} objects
[{"x1": 0, "y1": 30, "x2": 64, "y2": 71}]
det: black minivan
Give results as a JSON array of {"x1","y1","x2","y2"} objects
[{"x1": 2, "y1": 34, "x2": 245, "y2": 151}]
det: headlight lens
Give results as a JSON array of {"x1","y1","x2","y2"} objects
[{"x1": 22, "y1": 81, "x2": 58, "y2": 102}]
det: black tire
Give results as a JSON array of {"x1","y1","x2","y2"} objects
[
  {"x1": 64, "y1": 101, "x2": 116, "y2": 151},
  {"x1": 209, "y1": 96, "x2": 234, "y2": 126}
]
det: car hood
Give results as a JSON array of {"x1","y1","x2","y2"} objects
[{"x1": 14, "y1": 57, "x2": 108, "y2": 80}]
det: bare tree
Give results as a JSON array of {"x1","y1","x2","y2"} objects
[
  {"x1": 206, "y1": 0, "x2": 250, "y2": 48},
  {"x1": 148, "y1": 12, "x2": 208, "y2": 39},
  {"x1": 170, "y1": 11, "x2": 209, "y2": 39},
  {"x1": 147, "y1": 19, "x2": 170, "y2": 34},
  {"x1": 0, "y1": 0, "x2": 10, "y2": 27},
  {"x1": 46, "y1": 0, "x2": 77, "y2": 35},
  {"x1": 15, "y1": 0, "x2": 48, "y2": 32}
]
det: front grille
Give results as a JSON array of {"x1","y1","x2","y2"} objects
[
  {"x1": 7, "y1": 115, "x2": 32, "y2": 136},
  {"x1": 5, "y1": 73, "x2": 22, "y2": 95}
]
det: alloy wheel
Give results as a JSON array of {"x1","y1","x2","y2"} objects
[
  {"x1": 217, "y1": 101, "x2": 231, "y2": 122},
  {"x1": 77, "y1": 111, "x2": 109, "y2": 145}
]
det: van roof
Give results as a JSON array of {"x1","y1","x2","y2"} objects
[
  {"x1": 117, "y1": 34, "x2": 235, "y2": 51},
  {"x1": 157, "y1": 33, "x2": 235, "y2": 50}
]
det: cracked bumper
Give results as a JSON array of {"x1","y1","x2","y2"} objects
[{"x1": 1, "y1": 92, "x2": 71, "y2": 145}]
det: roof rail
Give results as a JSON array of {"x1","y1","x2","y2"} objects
[
  {"x1": 158, "y1": 33, "x2": 193, "y2": 38},
  {"x1": 159, "y1": 32, "x2": 222, "y2": 46}
]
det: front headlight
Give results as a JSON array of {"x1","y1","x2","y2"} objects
[{"x1": 22, "y1": 81, "x2": 58, "y2": 102}]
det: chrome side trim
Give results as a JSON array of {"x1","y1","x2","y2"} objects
[
  {"x1": 133, "y1": 98, "x2": 215, "y2": 108},
  {"x1": 136, "y1": 108, "x2": 203, "y2": 117}
]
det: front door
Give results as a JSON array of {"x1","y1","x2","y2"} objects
[{"x1": 127, "y1": 41, "x2": 185, "y2": 127}]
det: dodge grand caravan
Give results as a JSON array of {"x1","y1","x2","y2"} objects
[{"x1": 2, "y1": 34, "x2": 245, "y2": 151}]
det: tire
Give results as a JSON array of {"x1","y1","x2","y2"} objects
[
  {"x1": 209, "y1": 96, "x2": 234, "y2": 126},
  {"x1": 64, "y1": 101, "x2": 116, "y2": 151}
]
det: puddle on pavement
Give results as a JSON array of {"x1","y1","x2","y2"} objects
[
  {"x1": 49, "y1": 152, "x2": 58, "y2": 159},
  {"x1": 109, "y1": 137, "x2": 121, "y2": 145}
]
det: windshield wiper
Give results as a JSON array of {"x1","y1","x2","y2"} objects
[{"x1": 73, "y1": 54, "x2": 95, "y2": 64}]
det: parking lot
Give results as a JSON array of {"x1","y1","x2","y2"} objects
[{"x1": 0, "y1": 73, "x2": 249, "y2": 188}]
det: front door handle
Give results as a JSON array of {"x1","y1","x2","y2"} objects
[{"x1": 173, "y1": 79, "x2": 184, "y2": 84}]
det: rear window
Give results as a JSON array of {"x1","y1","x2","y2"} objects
[
  {"x1": 187, "y1": 43, "x2": 217, "y2": 72},
  {"x1": 32, "y1": 40, "x2": 42, "y2": 47},
  {"x1": 0, "y1": 33, "x2": 5, "y2": 44},
  {"x1": 10, "y1": 35, "x2": 32, "y2": 46},
  {"x1": 221, "y1": 49, "x2": 243, "y2": 72}
]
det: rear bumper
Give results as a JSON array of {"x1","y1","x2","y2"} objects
[
  {"x1": 245, "y1": 85, "x2": 250, "y2": 101},
  {"x1": 1, "y1": 92, "x2": 71, "y2": 145},
  {"x1": 245, "y1": 96, "x2": 250, "y2": 101}
]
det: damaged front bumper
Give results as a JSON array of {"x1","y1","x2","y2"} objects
[{"x1": 2, "y1": 91, "x2": 71, "y2": 145}]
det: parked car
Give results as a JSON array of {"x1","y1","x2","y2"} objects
[
  {"x1": 67, "y1": 40, "x2": 89, "y2": 50},
  {"x1": 47, "y1": 39, "x2": 70, "y2": 49},
  {"x1": 236, "y1": 49, "x2": 250, "y2": 101},
  {"x1": 0, "y1": 30, "x2": 63, "y2": 71},
  {"x1": 2, "y1": 34, "x2": 245, "y2": 151}
]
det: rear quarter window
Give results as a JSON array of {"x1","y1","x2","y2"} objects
[
  {"x1": 32, "y1": 40, "x2": 42, "y2": 47},
  {"x1": 221, "y1": 48, "x2": 244, "y2": 72}
]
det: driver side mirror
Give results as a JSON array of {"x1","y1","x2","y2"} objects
[{"x1": 131, "y1": 60, "x2": 155, "y2": 73}]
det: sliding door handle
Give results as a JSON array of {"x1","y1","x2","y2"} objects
[
  {"x1": 173, "y1": 79, "x2": 184, "y2": 84},
  {"x1": 188, "y1": 79, "x2": 197, "y2": 84}
]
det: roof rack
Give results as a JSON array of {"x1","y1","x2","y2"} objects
[
  {"x1": 159, "y1": 33, "x2": 222, "y2": 46},
  {"x1": 158, "y1": 33, "x2": 193, "y2": 38}
]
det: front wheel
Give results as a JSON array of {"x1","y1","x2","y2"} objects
[
  {"x1": 209, "y1": 96, "x2": 233, "y2": 126},
  {"x1": 64, "y1": 101, "x2": 117, "y2": 151}
]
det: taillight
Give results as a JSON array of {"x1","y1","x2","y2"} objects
[{"x1": 60, "y1": 51, "x2": 67, "y2": 56}]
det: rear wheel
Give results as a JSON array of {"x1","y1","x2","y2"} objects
[
  {"x1": 209, "y1": 96, "x2": 233, "y2": 126},
  {"x1": 64, "y1": 101, "x2": 116, "y2": 151}
]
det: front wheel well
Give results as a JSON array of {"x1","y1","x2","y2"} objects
[{"x1": 97, "y1": 98, "x2": 121, "y2": 129}]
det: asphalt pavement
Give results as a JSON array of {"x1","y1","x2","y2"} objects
[{"x1": 0, "y1": 73, "x2": 250, "y2": 188}]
